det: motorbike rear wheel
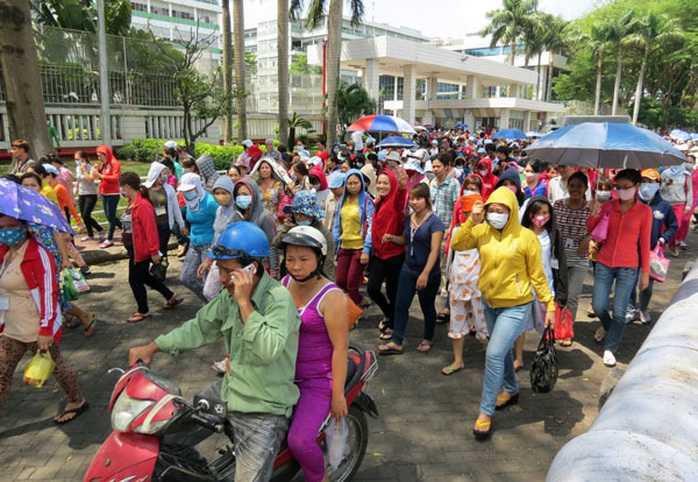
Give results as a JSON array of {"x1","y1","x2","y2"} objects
[{"x1": 324, "y1": 404, "x2": 369, "y2": 482}]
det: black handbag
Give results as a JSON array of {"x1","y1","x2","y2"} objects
[
  {"x1": 150, "y1": 257, "x2": 168, "y2": 282},
  {"x1": 530, "y1": 327, "x2": 558, "y2": 393}
]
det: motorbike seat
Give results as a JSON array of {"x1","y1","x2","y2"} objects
[{"x1": 344, "y1": 357, "x2": 358, "y2": 390}]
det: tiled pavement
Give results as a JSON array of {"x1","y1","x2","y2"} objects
[{"x1": 0, "y1": 233, "x2": 695, "y2": 481}]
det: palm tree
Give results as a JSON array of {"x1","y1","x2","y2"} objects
[
  {"x1": 543, "y1": 15, "x2": 567, "y2": 102},
  {"x1": 626, "y1": 13, "x2": 683, "y2": 124},
  {"x1": 233, "y1": 0, "x2": 247, "y2": 141},
  {"x1": 480, "y1": 0, "x2": 540, "y2": 65},
  {"x1": 290, "y1": 0, "x2": 365, "y2": 147},
  {"x1": 336, "y1": 81, "x2": 376, "y2": 127},
  {"x1": 222, "y1": 0, "x2": 233, "y2": 143},
  {"x1": 287, "y1": 111, "x2": 313, "y2": 148},
  {"x1": 278, "y1": 0, "x2": 290, "y2": 146},
  {"x1": 587, "y1": 22, "x2": 614, "y2": 115},
  {"x1": 522, "y1": 11, "x2": 547, "y2": 100},
  {"x1": 606, "y1": 12, "x2": 636, "y2": 116}
]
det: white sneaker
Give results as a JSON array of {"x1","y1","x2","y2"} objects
[
  {"x1": 624, "y1": 309, "x2": 636, "y2": 325},
  {"x1": 639, "y1": 310, "x2": 652, "y2": 324},
  {"x1": 594, "y1": 326, "x2": 607, "y2": 343},
  {"x1": 603, "y1": 350, "x2": 617, "y2": 367}
]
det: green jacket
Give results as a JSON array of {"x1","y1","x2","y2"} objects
[{"x1": 155, "y1": 272, "x2": 301, "y2": 417}]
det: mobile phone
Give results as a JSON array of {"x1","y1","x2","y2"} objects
[{"x1": 231, "y1": 263, "x2": 256, "y2": 279}]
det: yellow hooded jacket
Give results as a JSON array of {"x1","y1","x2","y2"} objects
[{"x1": 451, "y1": 186, "x2": 555, "y2": 312}]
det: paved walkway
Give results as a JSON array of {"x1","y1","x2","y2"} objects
[{"x1": 0, "y1": 232, "x2": 696, "y2": 481}]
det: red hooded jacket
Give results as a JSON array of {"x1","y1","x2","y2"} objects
[
  {"x1": 475, "y1": 157, "x2": 499, "y2": 201},
  {"x1": 371, "y1": 171, "x2": 407, "y2": 259},
  {"x1": 130, "y1": 193, "x2": 162, "y2": 263},
  {"x1": 96, "y1": 145, "x2": 121, "y2": 195}
]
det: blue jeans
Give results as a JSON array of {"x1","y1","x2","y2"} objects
[
  {"x1": 390, "y1": 269, "x2": 440, "y2": 346},
  {"x1": 179, "y1": 243, "x2": 210, "y2": 301},
  {"x1": 480, "y1": 301, "x2": 531, "y2": 416},
  {"x1": 629, "y1": 274, "x2": 655, "y2": 313},
  {"x1": 592, "y1": 263, "x2": 638, "y2": 354},
  {"x1": 102, "y1": 194, "x2": 122, "y2": 241}
]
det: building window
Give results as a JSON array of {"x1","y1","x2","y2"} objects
[{"x1": 132, "y1": 2, "x2": 147, "y2": 13}]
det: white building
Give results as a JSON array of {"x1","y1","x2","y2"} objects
[{"x1": 307, "y1": 35, "x2": 564, "y2": 131}]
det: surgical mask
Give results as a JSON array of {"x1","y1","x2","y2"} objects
[
  {"x1": 638, "y1": 183, "x2": 660, "y2": 201},
  {"x1": 596, "y1": 190, "x2": 612, "y2": 202},
  {"x1": 461, "y1": 189, "x2": 478, "y2": 196},
  {"x1": 236, "y1": 195, "x2": 252, "y2": 210},
  {"x1": 531, "y1": 214, "x2": 550, "y2": 228},
  {"x1": 296, "y1": 144, "x2": 304, "y2": 151},
  {"x1": 296, "y1": 219, "x2": 311, "y2": 226},
  {"x1": 683, "y1": 163, "x2": 694, "y2": 171},
  {"x1": 214, "y1": 192, "x2": 232, "y2": 206},
  {"x1": 160, "y1": 174, "x2": 169, "y2": 184},
  {"x1": 333, "y1": 148, "x2": 340, "y2": 154},
  {"x1": 524, "y1": 171, "x2": 537, "y2": 181},
  {"x1": 182, "y1": 190, "x2": 198, "y2": 201},
  {"x1": 479, "y1": 169, "x2": 488, "y2": 177},
  {"x1": 119, "y1": 189, "x2": 128, "y2": 198},
  {"x1": 311, "y1": 184, "x2": 320, "y2": 191},
  {"x1": 506, "y1": 184, "x2": 518, "y2": 194},
  {"x1": 486, "y1": 212, "x2": 509, "y2": 230},
  {"x1": 616, "y1": 186, "x2": 637, "y2": 201},
  {"x1": 0, "y1": 227, "x2": 26, "y2": 247}
]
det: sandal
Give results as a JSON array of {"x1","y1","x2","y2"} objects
[
  {"x1": 416, "y1": 341, "x2": 432, "y2": 353},
  {"x1": 84, "y1": 313, "x2": 97, "y2": 338},
  {"x1": 54, "y1": 400, "x2": 90, "y2": 425},
  {"x1": 163, "y1": 295, "x2": 183, "y2": 309},
  {"x1": 441, "y1": 365, "x2": 464, "y2": 376},
  {"x1": 436, "y1": 310, "x2": 450, "y2": 322},
  {"x1": 377, "y1": 318, "x2": 392, "y2": 333},
  {"x1": 473, "y1": 418, "x2": 492, "y2": 441},
  {"x1": 559, "y1": 339, "x2": 573, "y2": 347},
  {"x1": 378, "y1": 342, "x2": 403, "y2": 356},
  {"x1": 127, "y1": 312, "x2": 152, "y2": 323},
  {"x1": 378, "y1": 330, "x2": 393, "y2": 341},
  {"x1": 495, "y1": 392, "x2": 519, "y2": 410},
  {"x1": 64, "y1": 315, "x2": 82, "y2": 329}
]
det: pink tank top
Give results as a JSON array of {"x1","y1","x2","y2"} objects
[{"x1": 282, "y1": 275, "x2": 339, "y2": 381}]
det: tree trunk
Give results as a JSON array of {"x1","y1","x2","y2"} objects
[
  {"x1": 545, "y1": 49, "x2": 554, "y2": 102},
  {"x1": 510, "y1": 41, "x2": 516, "y2": 65},
  {"x1": 277, "y1": 0, "x2": 289, "y2": 146},
  {"x1": 611, "y1": 47, "x2": 622, "y2": 116},
  {"x1": 222, "y1": 0, "x2": 233, "y2": 143},
  {"x1": 325, "y1": 0, "x2": 343, "y2": 147},
  {"x1": 232, "y1": 0, "x2": 247, "y2": 142},
  {"x1": 594, "y1": 55, "x2": 603, "y2": 115},
  {"x1": 0, "y1": 0, "x2": 53, "y2": 159},
  {"x1": 632, "y1": 46, "x2": 649, "y2": 125},
  {"x1": 535, "y1": 52, "x2": 542, "y2": 101}
]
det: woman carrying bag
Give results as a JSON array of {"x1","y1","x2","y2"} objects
[{"x1": 119, "y1": 172, "x2": 182, "y2": 323}]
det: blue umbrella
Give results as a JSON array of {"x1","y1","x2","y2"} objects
[
  {"x1": 525, "y1": 122, "x2": 686, "y2": 169},
  {"x1": 376, "y1": 135, "x2": 416, "y2": 149},
  {"x1": 454, "y1": 123, "x2": 469, "y2": 129},
  {"x1": 495, "y1": 128, "x2": 527, "y2": 140},
  {"x1": 526, "y1": 131, "x2": 542, "y2": 138},
  {"x1": 670, "y1": 129, "x2": 691, "y2": 141},
  {"x1": 0, "y1": 178, "x2": 74, "y2": 234}
]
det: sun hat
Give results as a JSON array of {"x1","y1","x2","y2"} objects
[
  {"x1": 328, "y1": 171, "x2": 346, "y2": 189},
  {"x1": 307, "y1": 156, "x2": 323, "y2": 167},
  {"x1": 42, "y1": 164, "x2": 60, "y2": 176},
  {"x1": 164, "y1": 140, "x2": 177, "y2": 149},
  {"x1": 283, "y1": 190, "x2": 326, "y2": 220},
  {"x1": 403, "y1": 158, "x2": 423, "y2": 174},
  {"x1": 386, "y1": 151, "x2": 401, "y2": 163}
]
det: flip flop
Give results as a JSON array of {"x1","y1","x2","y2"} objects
[
  {"x1": 416, "y1": 342, "x2": 432, "y2": 353},
  {"x1": 436, "y1": 310, "x2": 450, "y2": 322},
  {"x1": 127, "y1": 312, "x2": 152, "y2": 323},
  {"x1": 378, "y1": 329, "x2": 393, "y2": 341},
  {"x1": 377, "y1": 319, "x2": 392, "y2": 333},
  {"x1": 496, "y1": 392, "x2": 520, "y2": 410},
  {"x1": 54, "y1": 401, "x2": 90, "y2": 425},
  {"x1": 84, "y1": 314, "x2": 97, "y2": 338},
  {"x1": 378, "y1": 343, "x2": 403, "y2": 356},
  {"x1": 473, "y1": 418, "x2": 492, "y2": 441},
  {"x1": 559, "y1": 339, "x2": 573, "y2": 347},
  {"x1": 163, "y1": 296, "x2": 183, "y2": 309},
  {"x1": 441, "y1": 365, "x2": 464, "y2": 376}
]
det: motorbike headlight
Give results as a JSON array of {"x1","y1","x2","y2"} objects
[{"x1": 111, "y1": 394, "x2": 154, "y2": 432}]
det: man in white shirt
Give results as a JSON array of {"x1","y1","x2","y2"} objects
[{"x1": 548, "y1": 164, "x2": 593, "y2": 203}]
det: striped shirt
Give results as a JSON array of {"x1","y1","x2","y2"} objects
[{"x1": 430, "y1": 176, "x2": 460, "y2": 227}]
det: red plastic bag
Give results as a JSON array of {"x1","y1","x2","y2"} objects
[{"x1": 554, "y1": 304, "x2": 574, "y2": 341}]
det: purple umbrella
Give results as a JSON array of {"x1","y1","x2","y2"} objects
[{"x1": 0, "y1": 178, "x2": 74, "y2": 234}]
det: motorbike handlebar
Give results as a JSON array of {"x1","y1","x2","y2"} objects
[{"x1": 190, "y1": 411, "x2": 225, "y2": 433}]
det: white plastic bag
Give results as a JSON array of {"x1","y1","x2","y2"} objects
[{"x1": 325, "y1": 417, "x2": 349, "y2": 469}]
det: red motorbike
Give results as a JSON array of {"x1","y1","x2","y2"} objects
[{"x1": 84, "y1": 344, "x2": 378, "y2": 482}]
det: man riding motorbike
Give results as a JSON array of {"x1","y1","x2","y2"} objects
[{"x1": 129, "y1": 221, "x2": 301, "y2": 481}]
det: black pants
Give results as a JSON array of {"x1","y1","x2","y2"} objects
[
  {"x1": 127, "y1": 249, "x2": 174, "y2": 314},
  {"x1": 367, "y1": 253, "x2": 405, "y2": 325},
  {"x1": 78, "y1": 194, "x2": 103, "y2": 237}
]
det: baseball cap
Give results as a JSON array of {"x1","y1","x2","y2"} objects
[
  {"x1": 640, "y1": 169, "x2": 660, "y2": 181},
  {"x1": 307, "y1": 156, "x2": 322, "y2": 166},
  {"x1": 386, "y1": 151, "x2": 401, "y2": 163},
  {"x1": 241, "y1": 139, "x2": 253, "y2": 148},
  {"x1": 42, "y1": 163, "x2": 60, "y2": 176},
  {"x1": 164, "y1": 140, "x2": 177, "y2": 149}
]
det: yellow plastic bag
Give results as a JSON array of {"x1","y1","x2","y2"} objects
[{"x1": 23, "y1": 351, "x2": 55, "y2": 388}]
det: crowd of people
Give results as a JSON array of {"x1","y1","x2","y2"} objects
[{"x1": 1, "y1": 128, "x2": 696, "y2": 477}]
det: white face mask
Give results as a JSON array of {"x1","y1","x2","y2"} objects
[
  {"x1": 486, "y1": 212, "x2": 509, "y2": 230},
  {"x1": 596, "y1": 190, "x2": 611, "y2": 202}
]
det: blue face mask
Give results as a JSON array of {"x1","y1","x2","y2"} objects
[
  {"x1": 638, "y1": 183, "x2": 660, "y2": 201},
  {"x1": 236, "y1": 195, "x2": 252, "y2": 210},
  {"x1": 182, "y1": 190, "x2": 198, "y2": 201},
  {"x1": 0, "y1": 226, "x2": 26, "y2": 247},
  {"x1": 461, "y1": 189, "x2": 479, "y2": 196},
  {"x1": 683, "y1": 163, "x2": 694, "y2": 171},
  {"x1": 296, "y1": 219, "x2": 311, "y2": 226}
]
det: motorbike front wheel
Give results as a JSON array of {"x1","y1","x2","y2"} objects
[{"x1": 323, "y1": 404, "x2": 369, "y2": 482}]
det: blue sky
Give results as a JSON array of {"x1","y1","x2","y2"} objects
[{"x1": 245, "y1": 0, "x2": 601, "y2": 39}]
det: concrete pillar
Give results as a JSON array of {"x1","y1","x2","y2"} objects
[
  {"x1": 428, "y1": 76, "x2": 438, "y2": 101},
  {"x1": 523, "y1": 111, "x2": 532, "y2": 132},
  {"x1": 466, "y1": 75, "x2": 478, "y2": 99},
  {"x1": 364, "y1": 58, "x2": 380, "y2": 105},
  {"x1": 403, "y1": 64, "x2": 417, "y2": 124},
  {"x1": 509, "y1": 84, "x2": 519, "y2": 98},
  {"x1": 499, "y1": 110, "x2": 511, "y2": 129}
]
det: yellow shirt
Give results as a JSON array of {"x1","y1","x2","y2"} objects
[
  {"x1": 40, "y1": 181, "x2": 58, "y2": 204},
  {"x1": 339, "y1": 197, "x2": 364, "y2": 249}
]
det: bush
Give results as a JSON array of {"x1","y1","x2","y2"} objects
[
  {"x1": 194, "y1": 143, "x2": 243, "y2": 171},
  {"x1": 116, "y1": 139, "x2": 173, "y2": 163}
]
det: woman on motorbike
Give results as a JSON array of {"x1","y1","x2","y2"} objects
[{"x1": 281, "y1": 226, "x2": 349, "y2": 482}]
